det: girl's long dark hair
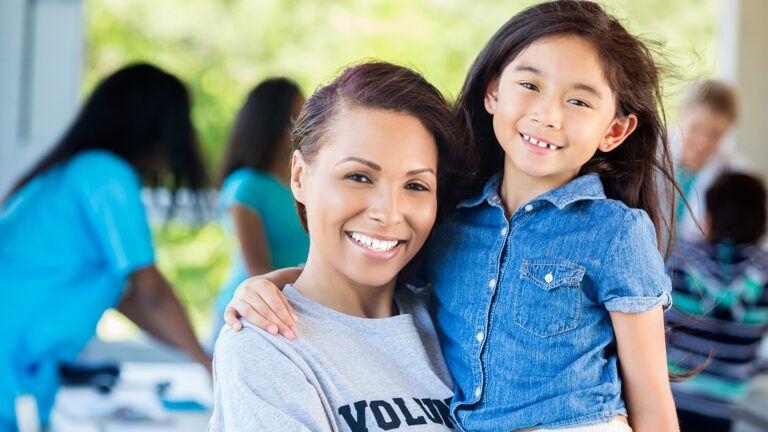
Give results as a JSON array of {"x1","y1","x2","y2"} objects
[
  {"x1": 455, "y1": 0, "x2": 677, "y2": 252},
  {"x1": 219, "y1": 78, "x2": 303, "y2": 185},
  {"x1": 6, "y1": 63, "x2": 208, "y2": 202}
]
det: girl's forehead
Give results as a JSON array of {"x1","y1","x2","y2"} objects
[{"x1": 501, "y1": 35, "x2": 612, "y2": 93}]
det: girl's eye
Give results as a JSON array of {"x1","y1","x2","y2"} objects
[
  {"x1": 519, "y1": 82, "x2": 539, "y2": 91},
  {"x1": 567, "y1": 98, "x2": 590, "y2": 108},
  {"x1": 345, "y1": 173, "x2": 372, "y2": 183},
  {"x1": 405, "y1": 182, "x2": 430, "y2": 192}
]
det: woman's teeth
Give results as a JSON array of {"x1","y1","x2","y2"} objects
[
  {"x1": 523, "y1": 134, "x2": 559, "y2": 151},
  {"x1": 349, "y1": 232, "x2": 399, "y2": 251}
]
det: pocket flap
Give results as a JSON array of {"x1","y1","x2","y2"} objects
[{"x1": 520, "y1": 260, "x2": 585, "y2": 290}]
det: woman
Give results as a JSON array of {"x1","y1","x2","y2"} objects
[
  {"x1": 211, "y1": 78, "x2": 310, "y2": 339},
  {"x1": 0, "y1": 63, "x2": 211, "y2": 429},
  {"x1": 208, "y1": 62, "x2": 465, "y2": 431}
]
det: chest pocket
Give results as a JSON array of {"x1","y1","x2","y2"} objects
[{"x1": 514, "y1": 260, "x2": 585, "y2": 338}]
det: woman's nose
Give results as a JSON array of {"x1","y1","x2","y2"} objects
[{"x1": 367, "y1": 186, "x2": 403, "y2": 227}]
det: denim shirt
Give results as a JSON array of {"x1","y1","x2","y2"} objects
[{"x1": 426, "y1": 172, "x2": 672, "y2": 431}]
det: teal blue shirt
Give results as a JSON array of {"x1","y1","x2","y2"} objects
[
  {"x1": 214, "y1": 168, "x2": 309, "y2": 316},
  {"x1": 0, "y1": 150, "x2": 154, "y2": 428}
]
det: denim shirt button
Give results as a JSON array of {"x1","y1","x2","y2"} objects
[
  {"x1": 501, "y1": 227, "x2": 508, "y2": 236},
  {"x1": 488, "y1": 278, "x2": 497, "y2": 288},
  {"x1": 544, "y1": 273, "x2": 554, "y2": 283},
  {"x1": 476, "y1": 332, "x2": 484, "y2": 342},
  {"x1": 524, "y1": 204, "x2": 534, "y2": 212},
  {"x1": 474, "y1": 387, "x2": 482, "y2": 398}
]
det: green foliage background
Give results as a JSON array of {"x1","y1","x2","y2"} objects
[{"x1": 85, "y1": 0, "x2": 720, "y2": 335}]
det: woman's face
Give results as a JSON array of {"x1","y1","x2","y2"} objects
[{"x1": 292, "y1": 105, "x2": 438, "y2": 288}]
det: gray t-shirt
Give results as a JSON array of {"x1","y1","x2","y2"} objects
[{"x1": 208, "y1": 284, "x2": 455, "y2": 432}]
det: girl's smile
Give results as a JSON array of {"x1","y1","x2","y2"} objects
[{"x1": 519, "y1": 132, "x2": 562, "y2": 153}]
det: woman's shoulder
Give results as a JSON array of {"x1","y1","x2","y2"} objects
[
  {"x1": 67, "y1": 150, "x2": 141, "y2": 188},
  {"x1": 214, "y1": 321, "x2": 305, "y2": 372},
  {"x1": 68, "y1": 149, "x2": 134, "y2": 173},
  {"x1": 220, "y1": 168, "x2": 284, "y2": 208}
]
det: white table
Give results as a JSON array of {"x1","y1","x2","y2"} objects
[{"x1": 49, "y1": 339, "x2": 212, "y2": 432}]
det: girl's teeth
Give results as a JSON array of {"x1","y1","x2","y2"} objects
[
  {"x1": 537, "y1": 142, "x2": 547, "y2": 148},
  {"x1": 530, "y1": 137, "x2": 539, "y2": 145},
  {"x1": 548, "y1": 145, "x2": 557, "y2": 150}
]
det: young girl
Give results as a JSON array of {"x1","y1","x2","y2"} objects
[
  {"x1": 209, "y1": 62, "x2": 464, "y2": 431},
  {"x1": 211, "y1": 78, "x2": 310, "y2": 342},
  {"x1": 226, "y1": 1, "x2": 679, "y2": 430}
]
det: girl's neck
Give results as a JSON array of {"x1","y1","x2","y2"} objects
[
  {"x1": 293, "y1": 254, "x2": 398, "y2": 319},
  {"x1": 500, "y1": 158, "x2": 578, "y2": 217}
]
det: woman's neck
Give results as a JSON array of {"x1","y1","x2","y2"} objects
[
  {"x1": 500, "y1": 158, "x2": 578, "y2": 217},
  {"x1": 292, "y1": 255, "x2": 398, "y2": 319}
]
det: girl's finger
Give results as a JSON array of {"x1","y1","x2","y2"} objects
[
  {"x1": 249, "y1": 296, "x2": 295, "y2": 339},
  {"x1": 260, "y1": 286, "x2": 297, "y2": 330},
  {"x1": 224, "y1": 306, "x2": 243, "y2": 331}
]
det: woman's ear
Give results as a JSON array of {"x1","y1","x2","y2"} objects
[
  {"x1": 290, "y1": 150, "x2": 306, "y2": 204},
  {"x1": 599, "y1": 113, "x2": 638, "y2": 153},
  {"x1": 484, "y1": 78, "x2": 500, "y2": 115}
]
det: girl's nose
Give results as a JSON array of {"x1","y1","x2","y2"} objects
[{"x1": 531, "y1": 95, "x2": 563, "y2": 129}]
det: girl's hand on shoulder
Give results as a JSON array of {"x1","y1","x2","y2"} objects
[{"x1": 224, "y1": 269, "x2": 302, "y2": 339}]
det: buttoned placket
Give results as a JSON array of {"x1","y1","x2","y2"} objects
[{"x1": 470, "y1": 194, "x2": 517, "y2": 406}]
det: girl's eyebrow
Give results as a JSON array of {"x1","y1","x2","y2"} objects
[
  {"x1": 335, "y1": 157, "x2": 435, "y2": 176},
  {"x1": 514, "y1": 64, "x2": 603, "y2": 100}
]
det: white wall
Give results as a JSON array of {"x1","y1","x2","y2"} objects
[
  {"x1": 718, "y1": 0, "x2": 768, "y2": 177},
  {"x1": 0, "y1": 0, "x2": 83, "y2": 198}
]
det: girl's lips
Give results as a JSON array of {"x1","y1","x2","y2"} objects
[{"x1": 519, "y1": 133, "x2": 560, "y2": 155}]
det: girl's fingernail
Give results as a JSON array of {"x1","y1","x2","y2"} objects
[
  {"x1": 267, "y1": 325, "x2": 278, "y2": 335},
  {"x1": 284, "y1": 329, "x2": 295, "y2": 339}
]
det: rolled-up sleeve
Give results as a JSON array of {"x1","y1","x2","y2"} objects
[{"x1": 596, "y1": 209, "x2": 673, "y2": 313}]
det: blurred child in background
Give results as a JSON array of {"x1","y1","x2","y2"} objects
[
  {"x1": 666, "y1": 172, "x2": 768, "y2": 432},
  {"x1": 674, "y1": 80, "x2": 742, "y2": 241}
]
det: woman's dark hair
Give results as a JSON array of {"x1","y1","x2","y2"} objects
[
  {"x1": 219, "y1": 78, "x2": 303, "y2": 185},
  {"x1": 455, "y1": 0, "x2": 677, "y2": 251},
  {"x1": 6, "y1": 63, "x2": 208, "y2": 201},
  {"x1": 706, "y1": 172, "x2": 766, "y2": 243},
  {"x1": 291, "y1": 61, "x2": 466, "y2": 231}
]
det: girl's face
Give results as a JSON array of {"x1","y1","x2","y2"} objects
[
  {"x1": 291, "y1": 106, "x2": 438, "y2": 288},
  {"x1": 484, "y1": 34, "x2": 637, "y2": 185}
]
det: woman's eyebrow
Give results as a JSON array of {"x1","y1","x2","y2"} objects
[
  {"x1": 406, "y1": 168, "x2": 436, "y2": 176},
  {"x1": 336, "y1": 157, "x2": 381, "y2": 170},
  {"x1": 336, "y1": 157, "x2": 435, "y2": 176}
]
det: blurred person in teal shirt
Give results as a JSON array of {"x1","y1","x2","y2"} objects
[
  {"x1": 210, "y1": 78, "x2": 310, "y2": 343},
  {"x1": 0, "y1": 64, "x2": 212, "y2": 431}
]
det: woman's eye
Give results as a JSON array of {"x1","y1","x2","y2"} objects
[
  {"x1": 345, "y1": 173, "x2": 372, "y2": 183},
  {"x1": 567, "y1": 98, "x2": 590, "y2": 108},
  {"x1": 520, "y1": 82, "x2": 539, "y2": 91},
  {"x1": 405, "y1": 182, "x2": 429, "y2": 192}
]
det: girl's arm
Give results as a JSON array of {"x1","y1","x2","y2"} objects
[
  {"x1": 223, "y1": 267, "x2": 303, "y2": 338},
  {"x1": 610, "y1": 307, "x2": 678, "y2": 432},
  {"x1": 230, "y1": 204, "x2": 272, "y2": 276},
  {"x1": 121, "y1": 265, "x2": 212, "y2": 374}
]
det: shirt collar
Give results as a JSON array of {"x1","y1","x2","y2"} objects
[{"x1": 456, "y1": 172, "x2": 606, "y2": 211}]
